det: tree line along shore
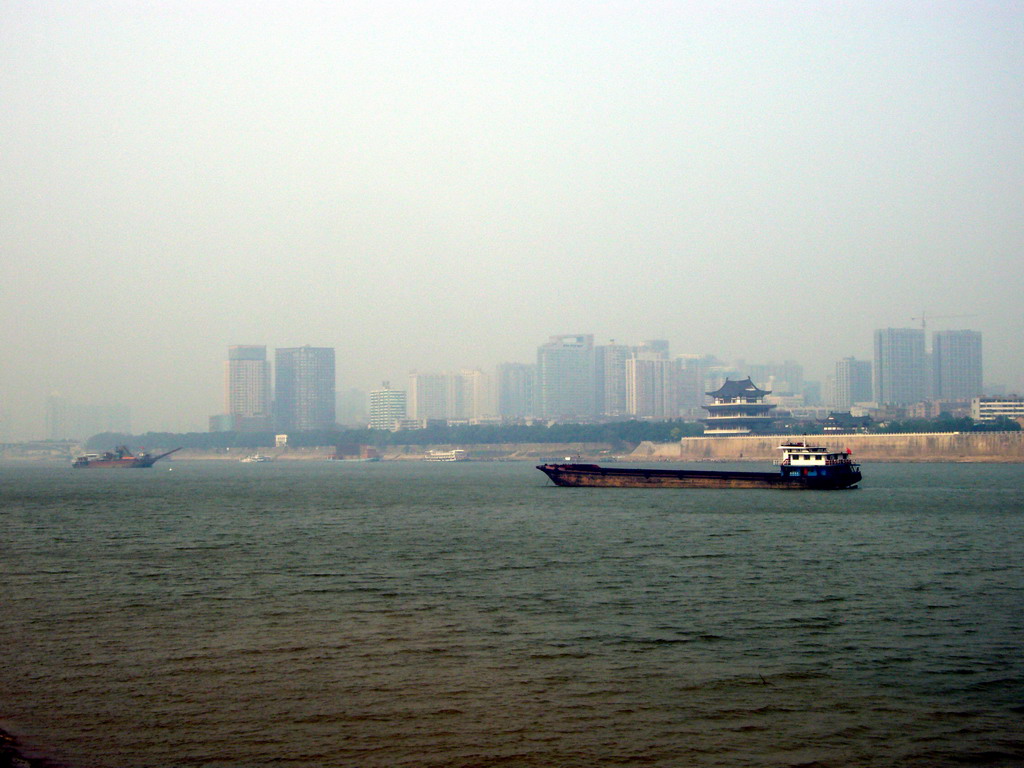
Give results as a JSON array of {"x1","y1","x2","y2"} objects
[{"x1": 80, "y1": 414, "x2": 1018, "y2": 452}]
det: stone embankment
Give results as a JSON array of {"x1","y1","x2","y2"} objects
[{"x1": 631, "y1": 432, "x2": 1024, "y2": 463}]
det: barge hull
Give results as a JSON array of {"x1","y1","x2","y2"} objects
[{"x1": 537, "y1": 464, "x2": 860, "y2": 490}]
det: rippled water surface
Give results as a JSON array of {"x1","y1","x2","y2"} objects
[{"x1": 2, "y1": 460, "x2": 1023, "y2": 767}]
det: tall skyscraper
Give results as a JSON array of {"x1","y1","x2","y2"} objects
[
  {"x1": 274, "y1": 346, "x2": 335, "y2": 431},
  {"x1": 496, "y1": 363, "x2": 536, "y2": 419},
  {"x1": 408, "y1": 372, "x2": 450, "y2": 420},
  {"x1": 407, "y1": 370, "x2": 493, "y2": 422},
  {"x1": 368, "y1": 383, "x2": 406, "y2": 430},
  {"x1": 595, "y1": 343, "x2": 633, "y2": 417},
  {"x1": 873, "y1": 328, "x2": 926, "y2": 406},
  {"x1": 536, "y1": 334, "x2": 596, "y2": 419},
  {"x1": 677, "y1": 355, "x2": 716, "y2": 413},
  {"x1": 932, "y1": 330, "x2": 983, "y2": 400},
  {"x1": 833, "y1": 357, "x2": 873, "y2": 409},
  {"x1": 458, "y1": 369, "x2": 493, "y2": 420},
  {"x1": 638, "y1": 339, "x2": 670, "y2": 358},
  {"x1": 225, "y1": 345, "x2": 272, "y2": 431},
  {"x1": 626, "y1": 357, "x2": 678, "y2": 419}
]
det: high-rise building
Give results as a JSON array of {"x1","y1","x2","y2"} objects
[
  {"x1": 873, "y1": 328, "x2": 926, "y2": 406},
  {"x1": 274, "y1": 346, "x2": 335, "y2": 431},
  {"x1": 408, "y1": 372, "x2": 450, "y2": 420},
  {"x1": 932, "y1": 330, "x2": 983, "y2": 401},
  {"x1": 677, "y1": 355, "x2": 716, "y2": 413},
  {"x1": 595, "y1": 343, "x2": 633, "y2": 417},
  {"x1": 536, "y1": 334, "x2": 596, "y2": 419},
  {"x1": 407, "y1": 370, "x2": 493, "y2": 422},
  {"x1": 496, "y1": 363, "x2": 536, "y2": 419},
  {"x1": 833, "y1": 357, "x2": 873, "y2": 409},
  {"x1": 458, "y1": 369, "x2": 493, "y2": 420},
  {"x1": 638, "y1": 339, "x2": 670, "y2": 358},
  {"x1": 748, "y1": 361, "x2": 803, "y2": 395},
  {"x1": 368, "y1": 383, "x2": 406, "y2": 430},
  {"x1": 626, "y1": 357, "x2": 679, "y2": 419},
  {"x1": 224, "y1": 345, "x2": 272, "y2": 431}
]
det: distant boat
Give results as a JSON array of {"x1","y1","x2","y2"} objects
[
  {"x1": 72, "y1": 446, "x2": 181, "y2": 469},
  {"x1": 424, "y1": 449, "x2": 469, "y2": 462},
  {"x1": 327, "y1": 446, "x2": 381, "y2": 462},
  {"x1": 537, "y1": 442, "x2": 861, "y2": 490},
  {"x1": 239, "y1": 453, "x2": 273, "y2": 463}
]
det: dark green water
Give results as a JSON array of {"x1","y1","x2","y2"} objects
[{"x1": 1, "y1": 460, "x2": 1022, "y2": 767}]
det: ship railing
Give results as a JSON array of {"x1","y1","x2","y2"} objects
[{"x1": 776, "y1": 458, "x2": 852, "y2": 466}]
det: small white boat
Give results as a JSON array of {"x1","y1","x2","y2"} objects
[
  {"x1": 239, "y1": 453, "x2": 272, "y2": 463},
  {"x1": 424, "y1": 449, "x2": 468, "y2": 462}
]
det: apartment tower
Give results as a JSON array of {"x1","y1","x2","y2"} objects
[
  {"x1": 932, "y1": 330, "x2": 983, "y2": 401},
  {"x1": 496, "y1": 363, "x2": 536, "y2": 419},
  {"x1": 274, "y1": 346, "x2": 336, "y2": 431},
  {"x1": 536, "y1": 334, "x2": 596, "y2": 420},
  {"x1": 833, "y1": 357, "x2": 873, "y2": 409},
  {"x1": 225, "y1": 345, "x2": 272, "y2": 431},
  {"x1": 873, "y1": 328, "x2": 926, "y2": 406},
  {"x1": 368, "y1": 383, "x2": 407, "y2": 430}
]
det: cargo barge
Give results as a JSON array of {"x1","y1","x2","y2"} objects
[
  {"x1": 72, "y1": 446, "x2": 181, "y2": 468},
  {"x1": 537, "y1": 442, "x2": 861, "y2": 490}
]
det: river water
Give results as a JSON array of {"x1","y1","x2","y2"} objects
[{"x1": 1, "y1": 460, "x2": 1022, "y2": 767}]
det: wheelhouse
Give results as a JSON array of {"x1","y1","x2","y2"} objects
[{"x1": 777, "y1": 442, "x2": 858, "y2": 478}]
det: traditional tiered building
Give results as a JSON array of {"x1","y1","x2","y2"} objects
[{"x1": 701, "y1": 377, "x2": 776, "y2": 435}]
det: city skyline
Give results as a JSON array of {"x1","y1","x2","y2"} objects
[
  {"x1": 3, "y1": 4, "x2": 1022, "y2": 438},
  {"x1": 3, "y1": 322, "x2": 1008, "y2": 440}
]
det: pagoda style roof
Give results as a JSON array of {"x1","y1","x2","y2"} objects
[{"x1": 706, "y1": 377, "x2": 771, "y2": 399}]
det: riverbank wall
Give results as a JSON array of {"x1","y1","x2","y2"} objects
[{"x1": 631, "y1": 432, "x2": 1024, "y2": 463}]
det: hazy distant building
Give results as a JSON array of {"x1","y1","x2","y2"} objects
[
  {"x1": 458, "y1": 369, "x2": 493, "y2": 420},
  {"x1": 833, "y1": 357, "x2": 873, "y2": 409},
  {"x1": 496, "y1": 363, "x2": 536, "y2": 419},
  {"x1": 626, "y1": 357, "x2": 678, "y2": 419},
  {"x1": 637, "y1": 339, "x2": 670, "y2": 359},
  {"x1": 408, "y1": 372, "x2": 450, "y2": 420},
  {"x1": 677, "y1": 355, "x2": 716, "y2": 413},
  {"x1": 802, "y1": 380, "x2": 823, "y2": 407},
  {"x1": 368, "y1": 383, "x2": 406, "y2": 430},
  {"x1": 224, "y1": 345, "x2": 272, "y2": 431},
  {"x1": 595, "y1": 343, "x2": 633, "y2": 417},
  {"x1": 873, "y1": 328, "x2": 926, "y2": 406},
  {"x1": 932, "y1": 330, "x2": 983, "y2": 401},
  {"x1": 748, "y1": 361, "x2": 803, "y2": 396},
  {"x1": 407, "y1": 370, "x2": 493, "y2": 422},
  {"x1": 536, "y1": 334, "x2": 596, "y2": 420},
  {"x1": 274, "y1": 346, "x2": 335, "y2": 431}
]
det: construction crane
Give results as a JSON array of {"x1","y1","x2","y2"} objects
[{"x1": 910, "y1": 312, "x2": 978, "y2": 334}]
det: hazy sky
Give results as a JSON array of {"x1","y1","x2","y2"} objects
[{"x1": 3, "y1": 1, "x2": 1023, "y2": 437}]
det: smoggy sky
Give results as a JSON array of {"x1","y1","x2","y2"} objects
[{"x1": 3, "y1": 1, "x2": 1023, "y2": 437}]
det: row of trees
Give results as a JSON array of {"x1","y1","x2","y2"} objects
[
  {"x1": 86, "y1": 414, "x2": 1018, "y2": 451},
  {"x1": 85, "y1": 420, "x2": 704, "y2": 451},
  {"x1": 878, "y1": 415, "x2": 1020, "y2": 434}
]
